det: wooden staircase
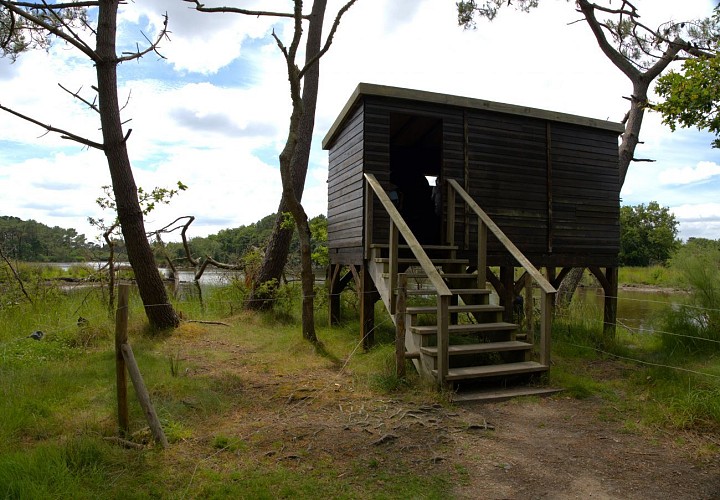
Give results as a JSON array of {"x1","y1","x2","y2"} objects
[
  {"x1": 363, "y1": 173, "x2": 559, "y2": 401},
  {"x1": 368, "y1": 244, "x2": 550, "y2": 398}
]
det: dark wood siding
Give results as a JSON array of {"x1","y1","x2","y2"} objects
[
  {"x1": 550, "y1": 122, "x2": 620, "y2": 265},
  {"x1": 327, "y1": 103, "x2": 364, "y2": 265},
  {"x1": 325, "y1": 87, "x2": 621, "y2": 268}
]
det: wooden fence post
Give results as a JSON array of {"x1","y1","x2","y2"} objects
[
  {"x1": 115, "y1": 283, "x2": 130, "y2": 436},
  {"x1": 114, "y1": 283, "x2": 168, "y2": 448},
  {"x1": 121, "y1": 344, "x2": 169, "y2": 448}
]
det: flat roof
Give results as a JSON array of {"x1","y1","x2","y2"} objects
[{"x1": 322, "y1": 83, "x2": 625, "y2": 149}]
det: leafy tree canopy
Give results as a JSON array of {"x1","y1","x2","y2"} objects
[
  {"x1": 0, "y1": 215, "x2": 97, "y2": 262},
  {"x1": 655, "y1": 49, "x2": 720, "y2": 147},
  {"x1": 619, "y1": 201, "x2": 679, "y2": 266},
  {"x1": 0, "y1": 2, "x2": 88, "y2": 61}
]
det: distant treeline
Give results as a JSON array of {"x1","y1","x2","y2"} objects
[
  {"x1": 0, "y1": 216, "x2": 99, "y2": 262},
  {"x1": 0, "y1": 214, "x2": 328, "y2": 268},
  {"x1": 157, "y1": 213, "x2": 328, "y2": 269}
]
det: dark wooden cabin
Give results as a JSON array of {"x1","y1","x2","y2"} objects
[{"x1": 323, "y1": 83, "x2": 623, "y2": 399}]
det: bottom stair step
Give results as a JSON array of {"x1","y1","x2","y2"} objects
[
  {"x1": 451, "y1": 386, "x2": 564, "y2": 403},
  {"x1": 421, "y1": 340, "x2": 532, "y2": 357},
  {"x1": 433, "y1": 361, "x2": 548, "y2": 381}
]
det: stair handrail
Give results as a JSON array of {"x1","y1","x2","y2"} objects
[
  {"x1": 446, "y1": 178, "x2": 556, "y2": 366},
  {"x1": 364, "y1": 173, "x2": 451, "y2": 384}
]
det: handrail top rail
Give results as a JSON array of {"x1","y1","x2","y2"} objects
[
  {"x1": 447, "y1": 179, "x2": 556, "y2": 295},
  {"x1": 364, "y1": 173, "x2": 452, "y2": 297}
]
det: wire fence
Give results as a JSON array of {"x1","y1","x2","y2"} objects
[{"x1": 2, "y1": 276, "x2": 719, "y2": 384}]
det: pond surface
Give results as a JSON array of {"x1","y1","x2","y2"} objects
[{"x1": 573, "y1": 286, "x2": 686, "y2": 333}]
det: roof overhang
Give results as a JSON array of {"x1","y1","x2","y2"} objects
[{"x1": 322, "y1": 82, "x2": 625, "y2": 150}]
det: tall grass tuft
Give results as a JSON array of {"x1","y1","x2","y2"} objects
[{"x1": 661, "y1": 244, "x2": 720, "y2": 355}]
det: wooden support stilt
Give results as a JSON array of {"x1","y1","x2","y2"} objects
[
  {"x1": 590, "y1": 266, "x2": 618, "y2": 339},
  {"x1": 500, "y1": 266, "x2": 515, "y2": 323}
]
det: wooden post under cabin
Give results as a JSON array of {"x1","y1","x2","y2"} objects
[
  {"x1": 115, "y1": 283, "x2": 129, "y2": 436},
  {"x1": 500, "y1": 266, "x2": 515, "y2": 323}
]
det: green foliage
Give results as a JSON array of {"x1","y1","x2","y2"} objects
[
  {"x1": 0, "y1": 4, "x2": 88, "y2": 62},
  {"x1": 654, "y1": 6, "x2": 720, "y2": 147},
  {"x1": 309, "y1": 214, "x2": 328, "y2": 267},
  {"x1": 0, "y1": 216, "x2": 96, "y2": 262},
  {"x1": 660, "y1": 239, "x2": 720, "y2": 354},
  {"x1": 656, "y1": 54, "x2": 720, "y2": 148},
  {"x1": 619, "y1": 201, "x2": 679, "y2": 266}
]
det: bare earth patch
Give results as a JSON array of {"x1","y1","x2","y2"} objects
[{"x1": 163, "y1": 326, "x2": 720, "y2": 499}]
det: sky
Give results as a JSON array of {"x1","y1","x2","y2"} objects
[{"x1": 1, "y1": 0, "x2": 719, "y2": 244}]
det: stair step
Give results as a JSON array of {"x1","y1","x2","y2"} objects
[
  {"x1": 374, "y1": 257, "x2": 469, "y2": 265},
  {"x1": 433, "y1": 361, "x2": 548, "y2": 381},
  {"x1": 385, "y1": 272, "x2": 476, "y2": 279},
  {"x1": 410, "y1": 322, "x2": 516, "y2": 335},
  {"x1": 405, "y1": 288, "x2": 491, "y2": 296},
  {"x1": 405, "y1": 304, "x2": 503, "y2": 315},
  {"x1": 451, "y1": 386, "x2": 564, "y2": 403},
  {"x1": 371, "y1": 243, "x2": 458, "y2": 251},
  {"x1": 421, "y1": 340, "x2": 533, "y2": 357}
]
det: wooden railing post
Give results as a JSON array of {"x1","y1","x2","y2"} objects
[
  {"x1": 389, "y1": 220, "x2": 399, "y2": 314},
  {"x1": 364, "y1": 181, "x2": 373, "y2": 259},
  {"x1": 539, "y1": 291, "x2": 552, "y2": 366},
  {"x1": 395, "y1": 273, "x2": 407, "y2": 378},
  {"x1": 477, "y1": 220, "x2": 487, "y2": 289},
  {"x1": 446, "y1": 183, "x2": 456, "y2": 248},
  {"x1": 115, "y1": 283, "x2": 129, "y2": 436},
  {"x1": 447, "y1": 179, "x2": 556, "y2": 368},
  {"x1": 436, "y1": 294, "x2": 450, "y2": 386}
]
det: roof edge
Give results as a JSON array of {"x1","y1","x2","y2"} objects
[{"x1": 322, "y1": 83, "x2": 625, "y2": 149}]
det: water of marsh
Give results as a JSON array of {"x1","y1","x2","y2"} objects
[
  {"x1": 47, "y1": 263, "x2": 686, "y2": 332},
  {"x1": 573, "y1": 286, "x2": 686, "y2": 334}
]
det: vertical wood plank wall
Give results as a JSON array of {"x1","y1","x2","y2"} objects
[
  {"x1": 326, "y1": 94, "x2": 620, "y2": 269},
  {"x1": 327, "y1": 104, "x2": 365, "y2": 265}
]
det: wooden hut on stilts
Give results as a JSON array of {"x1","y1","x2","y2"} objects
[{"x1": 323, "y1": 84, "x2": 623, "y2": 401}]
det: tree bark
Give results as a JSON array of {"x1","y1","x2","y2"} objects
[
  {"x1": 95, "y1": 1, "x2": 178, "y2": 330},
  {"x1": 556, "y1": 1, "x2": 685, "y2": 314},
  {"x1": 248, "y1": 0, "x2": 327, "y2": 309}
]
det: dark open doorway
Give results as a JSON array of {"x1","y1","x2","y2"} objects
[{"x1": 388, "y1": 113, "x2": 443, "y2": 244}]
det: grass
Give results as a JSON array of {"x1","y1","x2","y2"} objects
[
  {"x1": 0, "y1": 284, "x2": 449, "y2": 498},
  {"x1": 619, "y1": 265, "x2": 683, "y2": 288},
  {"x1": 1, "y1": 272, "x2": 719, "y2": 497}
]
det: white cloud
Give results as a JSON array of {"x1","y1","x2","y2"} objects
[
  {"x1": 659, "y1": 161, "x2": 720, "y2": 186},
  {"x1": 2, "y1": 0, "x2": 720, "y2": 244}
]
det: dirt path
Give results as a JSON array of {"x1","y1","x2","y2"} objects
[
  {"x1": 170, "y1": 330, "x2": 719, "y2": 498},
  {"x1": 452, "y1": 397, "x2": 719, "y2": 499}
]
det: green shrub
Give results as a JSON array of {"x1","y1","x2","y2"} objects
[{"x1": 661, "y1": 244, "x2": 720, "y2": 355}]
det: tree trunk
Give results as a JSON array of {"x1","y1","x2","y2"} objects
[
  {"x1": 248, "y1": 0, "x2": 327, "y2": 309},
  {"x1": 555, "y1": 267, "x2": 585, "y2": 310},
  {"x1": 557, "y1": 2, "x2": 684, "y2": 315},
  {"x1": 95, "y1": 1, "x2": 178, "y2": 330}
]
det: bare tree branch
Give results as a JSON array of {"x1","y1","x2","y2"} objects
[
  {"x1": 299, "y1": 0, "x2": 357, "y2": 80},
  {"x1": 116, "y1": 13, "x2": 169, "y2": 63},
  {"x1": 58, "y1": 83, "x2": 99, "y2": 113},
  {"x1": 0, "y1": 245, "x2": 33, "y2": 304},
  {"x1": 183, "y1": 0, "x2": 308, "y2": 19},
  {"x1": 0, "y1": 102, "x2": 104, "y2": 149}
]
